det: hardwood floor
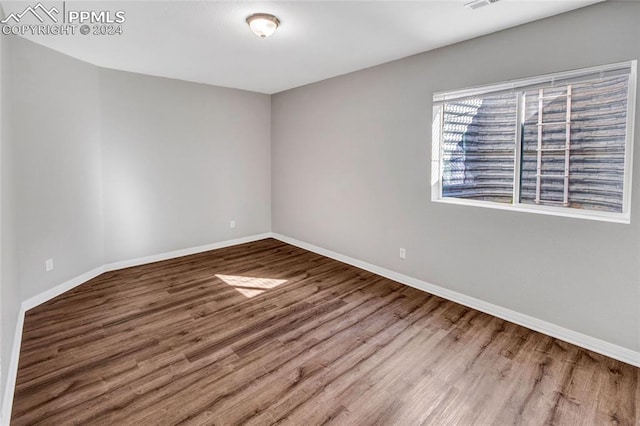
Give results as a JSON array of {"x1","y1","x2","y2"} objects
[{"x1": 11, "y1": 238, "x2": 638, "y2": 425}]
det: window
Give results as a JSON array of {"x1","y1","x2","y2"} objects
[{"x1": 432, "y1": 61, "x2": 637, "y2": 223}]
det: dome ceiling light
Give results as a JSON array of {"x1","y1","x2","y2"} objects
[{"x1": 246, "y1": 13, "x2": 280, "y2": 39}]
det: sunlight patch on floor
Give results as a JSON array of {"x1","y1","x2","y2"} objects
[{"x1": 215, "y1": 274, "x2": 288, "y2": 298}]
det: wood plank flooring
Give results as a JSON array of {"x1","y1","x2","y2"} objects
[{"x1": 11, "y1": 238, "x2": 638, "y2": 425}]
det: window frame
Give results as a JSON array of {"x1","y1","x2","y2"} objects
[{"x1": 431, "y1": 61, "x2": 637, "y2": 224}]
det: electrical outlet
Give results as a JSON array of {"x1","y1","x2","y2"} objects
[
  {"x1": 45, "y1": 258, "x2": 54, "y2": 272},
  {"x1": 399, "y1": 248, "x2": 406, "y2": 259},
  {"x1": 230, "y1": 220, "x2": 236, "y2": 229}
]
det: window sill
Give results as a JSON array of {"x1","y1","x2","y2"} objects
[{"x1": 432, "y1": 197, "x2": 630, "y2": 224}]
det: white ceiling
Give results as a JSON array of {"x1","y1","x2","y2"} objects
[{"x1": 3, "y1": 0, "x2": 603, "y2": 94}]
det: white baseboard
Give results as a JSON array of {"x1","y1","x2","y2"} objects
[
  {"x1": 1, "y1": 232, "x2": 272, "y2": 426},
  {"x1": 22, "y1": 266, "x2": 107, "y2": 312},
  {"x1": 1, "y1": 305, "x2": 24, "y2": 426},
  {"x1": 271, "y1": 233, "x2": 640, "y2": 368},
  {"x1": 19, "y1": 233, "x2": 274, "y2": 312},
  {"x1": 103, "y1": 233, "x2": 273, "y2": 272}
]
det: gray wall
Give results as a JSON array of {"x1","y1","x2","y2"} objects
[
  {"x1": 9, "y1": 37, "x2": 104, "y2": 301},
  {"x1": 99, "y1": 70, "x2": 271, "y2": 263},
  {"x1": 272, "y1": 1, "x2": 640, "y2": 352},
  {"x1": 6, "y1": 36, "x2": 271, "y2": 293},
  {"x1": 0, "y1": 16, "x2": 19, "y2": 417}
]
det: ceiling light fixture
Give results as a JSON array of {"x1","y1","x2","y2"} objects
[{"x1": 246, "y1": 13, "x2": 280, "y2": 39}]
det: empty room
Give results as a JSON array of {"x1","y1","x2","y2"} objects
[{"x1": 0, "y1": 0, "x2": 638, "y2": 424}]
